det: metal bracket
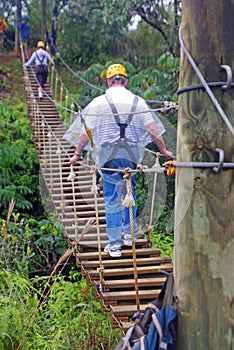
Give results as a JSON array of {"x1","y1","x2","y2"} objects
[
  {"x1": 221, "y1": 65, "x2": 232, "y2": 89},
  {"x1": 213, "y1": 148, "x2": 224, "y2": 172}
]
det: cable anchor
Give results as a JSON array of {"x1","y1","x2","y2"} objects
[{"x1": 221, "y1": 65, "x2": 232, "y2": 89}]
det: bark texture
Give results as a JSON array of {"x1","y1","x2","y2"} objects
[{"x1": 175, "y1": 1, "x2": 234, "y2": 348}]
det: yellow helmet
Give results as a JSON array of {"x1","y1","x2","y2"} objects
[
  {"x1": 37, "y1": 41, "x2": 45, "y2": 48},
  {"x1": 106, "y1": 64, "x2": 128, "y2": 79}
]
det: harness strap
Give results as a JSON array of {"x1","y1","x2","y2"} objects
[
  {"x1": 105, "y1": 94, "x2": 138, "y2": 138},
  {"x1": 104, "y1": 94, "x2": 139, "y2": 164},
  {"x1": 36, "y1": 52, "x2": 46, "y2": 66}
]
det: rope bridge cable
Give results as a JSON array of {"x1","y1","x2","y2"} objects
[
  {"x1": 39, "y1": 66, "x2": 179, "y2": 118},
  {"x1": 177, "y1": 82, "x2": 234, "y2": 95},
  {"x1": 55, "y1": 52, "x2": 105, "y2": 93},
  {"x1": 178, "y1": 25, "x2": 234, "y2": 137},
  {"x1": 163, "y1": 160, "x2": 234, "y2": 170},
  {"x1": 46, "y1": 39, "x2": 178, "y2": 106},
  {"x1": 54, "y1": 50, "x2": 177, "y2": 106}
]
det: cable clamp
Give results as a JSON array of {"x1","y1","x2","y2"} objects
[{"x1": 213, "y1": 148, "x2": 224, "y2": 173}]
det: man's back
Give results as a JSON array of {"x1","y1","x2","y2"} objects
[{"x1": 83, "y1": 86, "x2": 164, "y2": 147}]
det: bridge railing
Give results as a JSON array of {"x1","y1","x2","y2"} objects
[{"x1": 48, "y1": 65, "x2": 81, "y2": 129}]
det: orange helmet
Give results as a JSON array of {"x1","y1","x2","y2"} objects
[
  {"x1": 37, "y1": 41, "x2": 45, "y2": 48},
  {"x1": 106, "y1": 64, "x2": 128, "y2": 79}
]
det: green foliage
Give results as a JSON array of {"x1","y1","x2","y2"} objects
[
  {"x1": 0, "y1": 215, "x2": 68, "y2": 277},
  {"x1": 0, "y1": 269, "x2": 38, "y2": 349},
  {"x1": 151, "y1": 232, "x2": 174, "y2": 260},
  {"x1": 0, "y1": 101, "x2": 44, "y2": 216},
  {"x1": 0, "y1": 268, "x2": 120, "y2": 349},
  {"x1": 55, "y1": 0, "x2": 129, "y2": 66}
]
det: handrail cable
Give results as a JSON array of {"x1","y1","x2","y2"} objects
[{"x1": 54, "y1": 50, "x2": 176, "y2": 105}]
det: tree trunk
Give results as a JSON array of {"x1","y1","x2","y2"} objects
[
  {"x1": 15, "y1": 0, "x2": 21, "y2": 55},
  {"x1": 51, "y1": 0, "x2": 58, "y2": 54},
  {"x1": 42, "y1": 0, "x2": 47, "y2": 42},
  {"x1": 175, "y1": 1, "x2": 234, "y2": 349}
]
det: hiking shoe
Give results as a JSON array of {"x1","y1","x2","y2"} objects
[
  {"x1": 104, "y1": 244, "x2": 122, "y2": 258},
  {"x1": 123, "y1": 233, "x2": 135, "y2": 246},
  {"x1": 104, "y1": 244, "x2": 110, "y2": 253},
  {"x1": 109, "y1": 245, "x2": 122, "y2": 258}
]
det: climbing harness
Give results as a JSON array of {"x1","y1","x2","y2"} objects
[
  {"x1": 104, "y1": 94, "x2": 139, "y2": 166},
  {"x1": 35, "y1": 52, "x2": 46, "y2": 66}
]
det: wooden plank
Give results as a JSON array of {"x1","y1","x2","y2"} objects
[
  {"x1": 80, "y1": 256, "x2": 171, "y2": 269},
  {"x1": 110, "y1": 304, "x2": 148, "y2": 316},
  {"x1": 93, "y1": 277, "x2": 167, "y2": 290},
  {"x1": 85, "y1": 263, "x2": 173, "y2": 279},
  {"x1": 100, "y1": 289, "x2": 161, "y2": 301},
  {"x1": 76, "y1": 247, "x2": 161, "y2": 261}
]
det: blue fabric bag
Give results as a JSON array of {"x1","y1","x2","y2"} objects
[
  {"x1": 134, "y1": 306, "x2": 177, "y2": 350},
  {"x1": 114, "y1": 273, "x2": 177, "y2": 350}
]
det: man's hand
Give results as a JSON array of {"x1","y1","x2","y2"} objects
[
  {"x1": 70, "y1": 154, "x2": 83, "y2": 164},
  {"x1": 160, "y1": 148, "x2": 173, "y2": 158}
]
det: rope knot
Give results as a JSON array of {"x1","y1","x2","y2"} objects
[
  {"x1": 122, "y1": 168, "x2": 135, "y2": 208},
  {"x1": 90, "y1": 166, "x2": 98, "y2": 193},
  {"x1": 67, "y1": 164, "x2": 76, "y2": 181}
]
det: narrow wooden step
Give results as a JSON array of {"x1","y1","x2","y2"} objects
[
  {"x1": 93, "y1": 276, "x2": 167, "y2": 290},
  {"x1": 85, "y1": 263, "x2": 173, "y2": 280},
  {"x1": 80, "y1": 256, "x2": 171, "y2": 269},
  {"x1": 76, "y1": 247, "x2": 160, "y2": 262}
]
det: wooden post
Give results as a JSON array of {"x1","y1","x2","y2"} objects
[{"x1": 175, "y1": 1, "x2": 234, "y2": 348}]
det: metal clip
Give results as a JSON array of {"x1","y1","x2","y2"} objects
[
  {"x1": 221, "y1": 65, "x2": 232, "y2": 89},
  {"x1": 213, "y1": 148, "x2": 224, "y2": 172}
]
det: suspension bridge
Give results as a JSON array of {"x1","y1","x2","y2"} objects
[{"x1": 21, "y1": 44, "x2": 174, "y2": 332}]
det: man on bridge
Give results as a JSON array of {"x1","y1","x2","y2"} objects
[{"x1": 69, "y1": 63, "x2": 173, "y2": 257}]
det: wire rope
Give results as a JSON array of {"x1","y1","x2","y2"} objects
[{"x1": 178, "y1": 25, "x2": 234, "y2": 137}]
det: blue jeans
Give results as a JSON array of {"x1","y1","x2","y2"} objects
[{"x1": 99, "y1": 144, "x2": 139, "y2": 247}]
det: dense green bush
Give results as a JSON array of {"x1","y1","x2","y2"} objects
[
  {"x1": 0, "y1": 269, "x2": 121, "y2": 349},
  {"x1": 0, "y1": 102, "x2": 44, "y2": 217}
]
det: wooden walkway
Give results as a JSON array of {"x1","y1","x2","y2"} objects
[{"x1": 22, "y1": 50, "x2": 173, "y2": 331}]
